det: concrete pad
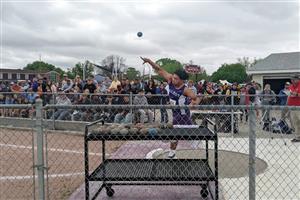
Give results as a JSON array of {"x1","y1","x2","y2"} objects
[{"x1": 154, "y1": 149, "x2": 268, "y2": 179}]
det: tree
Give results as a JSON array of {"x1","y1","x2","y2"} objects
[
  {"x1": 156, "y1": 58, "x2": 183, "y2": 74},
  {"x1": 24, "y1": 61, "x2": 65, "y2": 77},
  {"x1": 210, "y1": 63, "x2": 247, "y2": 83},
  {"x1": 153, "y1": 58, "x2": 183, "y2": 81},
  {"x1": 189, "y1": 71, "x2": 209, "y2": 82},
  {"x1": 237, "y1": 57, "x2": 263, "y2": 69},
  {"x1": 126, "y1": 67, "x2": 140, "y2": 80},
  {"x1": 68, "y1": 61, "x2": 94, "y2": 79},
  {"x1": 100, "y1": 55, "x2": 127, "y2": 78},
  {"x1": 237, "y1": 57, "x2": 263, "y2": 82},
  {"x1": 25, "y1": 61, "x2": 55, "y2": 71}
]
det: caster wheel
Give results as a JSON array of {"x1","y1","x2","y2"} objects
[
  {"x1": 200, "y1": 189, "x2": 208, "y2": 198},
  {"x1": 106, "y1": 187, "x2": 115, "y2": 197}
]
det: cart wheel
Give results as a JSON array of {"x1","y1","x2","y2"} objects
[
  {"x1": 106, "y1": 187, "x2": 115, "y2": 197},
  {"x1": 200, "y1": 189, "x2": 208, "y2": 198}
]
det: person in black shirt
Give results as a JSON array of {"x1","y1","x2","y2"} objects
[
  {"x1": 158, "y1": 83, "x2": 169, "y2": 123},
  {"x1": 83, "y1": 78, "x2": 97, "y2": 93}
]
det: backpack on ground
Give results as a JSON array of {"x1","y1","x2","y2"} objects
[{"x1": 271, "y1": 119, "x2": 292, "y2": 134}]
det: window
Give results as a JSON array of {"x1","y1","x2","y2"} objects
[
  {"x1": 29, "y1": 74, "x2": 35, "y2": 80},
  {"x1": 3, "y1": 73, "x2": 8, "y2": 79},
  {"x1": 20, "y1": 74, "x2": 25, "y2": 80},
  {"x1": 11, "y1": 73, "x2": 17, "y2": 80}
]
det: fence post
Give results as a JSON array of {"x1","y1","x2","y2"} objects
[
  {"x1": 130, "y1": 92, "x2": 133, "y2": 123},
  {"x1": 35, "y1": 99, "x2": 45, "y2": 200},
  {"x1": 231, "y1": 94, "x2": 234, "y2": 135},
  {"x1": 249, "y1": 103, "x2": 256, "y2": 200},
  {"x1": 52, "y1": 93, "x2": 56, "y2": 130}
]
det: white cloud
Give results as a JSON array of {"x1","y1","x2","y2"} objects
[{"x1": 1, "y1": 1, "x2": 299, "y2": 74}]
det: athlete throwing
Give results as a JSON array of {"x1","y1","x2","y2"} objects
[{"x1": 141, "y1": 57, "x2": 200, "y2": 158}]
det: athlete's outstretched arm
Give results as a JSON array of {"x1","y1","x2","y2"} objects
[
  {"x1": 140, "y1": 57, "x2": 172, "y2": 81},
  {"x1": 184, "y1": 88, "x2": 200, "y2": 105}
]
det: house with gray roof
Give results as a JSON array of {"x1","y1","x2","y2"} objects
[{"x1": 247, "y1": 52, "x2": 300, "y2": 93}]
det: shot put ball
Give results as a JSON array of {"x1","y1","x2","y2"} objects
[
  {"x1": 125, "y1": 124, "x2": 131, "y2": 129},
  {"x1": 110, "y1": 128, "x2": 119, "y2": 135},
  {"x1": 152, "y1": 123, "x2": 160, "y2": 128},
  {"x1": 118, "y1": 124, "x2": 125, "y2": 129},
  {"x1": 137, "y1": 32, "x2": 143, "y2": 37},
  {"x1": 139, "y1": 128, "x2": 148, "y2": 135},
  {"x1": 120, "y1": 128, "x2": 129, "y2": 135},
  {"x1": 130, "y1": 127, "x2": 139, "y2": 134},
  {"x1": 98, "y1": 127, "x2": 103, "y2": 134},
  {"x1": 167, "y1": 124, "x2": 173, "y2": 129},
  {"x1": 148, "y1": 128, "x2": 158, "y2": 137},
  {"x1": 97, "y1": 127, "x2": 104, "y2": 133},
  {"x1": 135, "y1": 123, "x2": 143, "y2": 129},
  {"x1": 156, "y1": 127, "x2": 162, "y2": 133},
  {"x1": 110, "y1": 124, "x2": 117, "y2": 129}
]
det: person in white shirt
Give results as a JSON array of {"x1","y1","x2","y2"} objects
[{"x1": 51, "y1": 92, "x2": 72, "y2": 120}]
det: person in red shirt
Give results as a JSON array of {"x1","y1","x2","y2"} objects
[{"x1": 288, "y1": 74, "x2": 300, "y2": 142}]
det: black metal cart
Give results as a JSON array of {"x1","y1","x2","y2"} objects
[{"x1": 84, "y1": 120, "x2": 218, "y2": 200}]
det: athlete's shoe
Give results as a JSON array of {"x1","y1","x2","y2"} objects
[{"x1": 167, "y1": 150, "x2": 176, "y2": 159}]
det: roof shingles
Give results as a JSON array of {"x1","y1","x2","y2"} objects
[{"x1": 249, "y1": 52, "x2": 300, "y2": 71}]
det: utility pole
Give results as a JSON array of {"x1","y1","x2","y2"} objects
[
  {"x1": 83, "y1": 62, "x2": 86, "y2": 80},
  {"x1": 148, "y1": 65, "x2": 152, "y2": 80}
]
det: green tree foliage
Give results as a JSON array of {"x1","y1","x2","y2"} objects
[
  {"x1": 24, "y1": 61, "x2": 55, "y2": 71},
  {"x1": 189, "y1": 71, "x2": 209, "y2": 82},
  {"x1": 211, "y1": 63, "x2": 247, "y2": 83},
  {"x1": 24, "y1": 61, "x2": 65, "y2": 77},
  {"x1": 126, "y1": 67, "x2": 140, "y2": 80},
  {"x1": 154, "y1": 58, "x2": 183, "y2": 81},
  {"x1": 66, "y1": 61, "x2": 94, "y2": 79},
  {"x1": 156, "y1": 58, "x2": 183, "y2": 74}
]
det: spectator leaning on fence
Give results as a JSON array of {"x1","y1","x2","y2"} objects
[{"x1": 288, "y1": 74, "x2": 300, "y2": 143}]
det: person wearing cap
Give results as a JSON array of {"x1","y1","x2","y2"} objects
[
  {"x1": 141, "y1": 57, "x2": 200, "y2": 158},
  {"x1": 83, "y1": 77, "x2": 97, "y2": 93},
  {"x1": 278, "y1": 82, "x2": 291, "y2": 124},
  {"x1": 61, "y1": 74, "x2": 68, "y2": 86},
  {"x1": 288, "y1": 74, "x2": 300, "y2": 142},
  {"x1": 62, "y1": 78, "x2": 74, "y2": 93}
]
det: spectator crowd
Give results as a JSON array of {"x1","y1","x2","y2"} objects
[{"x1": 0, "y1": 73, "x2": 294, "y2": 124}]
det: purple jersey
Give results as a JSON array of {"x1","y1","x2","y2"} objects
[{"x1": 168, "y1": 83, "x2": 192, "y2": 125}]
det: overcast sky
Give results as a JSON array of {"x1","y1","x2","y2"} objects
[{"x1": 1, "y1": 0, "x2": 299, "y2": 74}]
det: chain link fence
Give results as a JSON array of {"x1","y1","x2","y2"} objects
[
  {"x1": 0, "y1": 104, "x2": 37, "y2": 199},
  {"x1": 1, "y1": 96, "x2": 299, "y2": 199}
]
